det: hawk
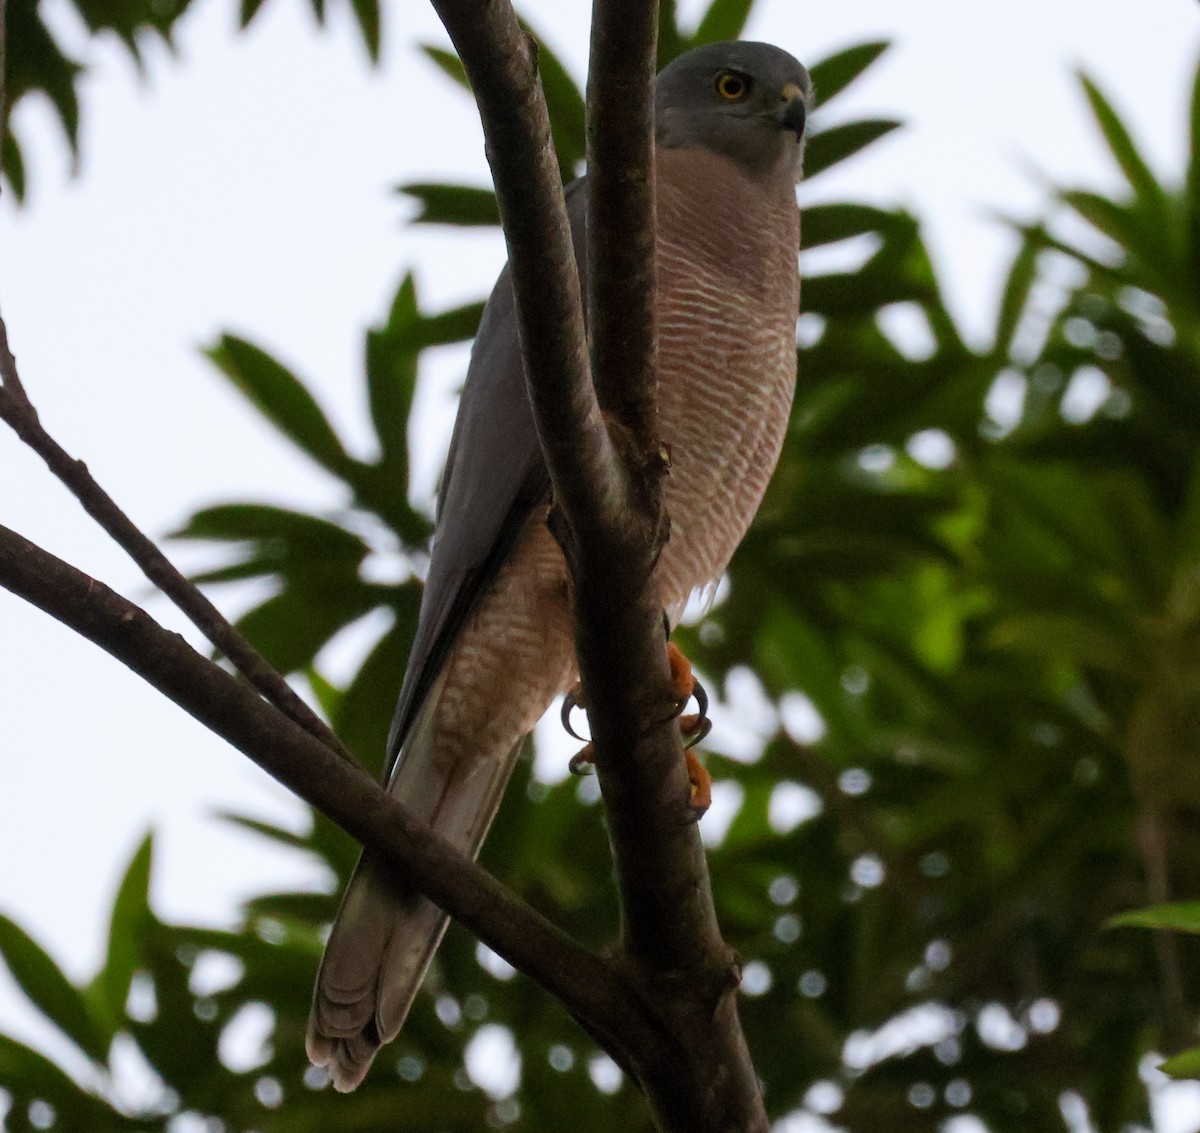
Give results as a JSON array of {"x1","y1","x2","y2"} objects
[{"x1": 308, "y1": 39, "x2": 811, "y2": 1090}]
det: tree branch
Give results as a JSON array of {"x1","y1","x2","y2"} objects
[
  {"x1": 0, "y1": 317, "x2": 353, "y2": 763},
  {"x1": 0, "y1": 520, "x2": 660, "y2": 1052},
  {"x1": 427, "y1": 0, "x2": 630, "y2": 543},
  {"x1": 425, "y1": 2, "x2": 767, "y2": 1129},
  {"x1": 586, "y1": 1, "x2": 659, "y2": 453}
]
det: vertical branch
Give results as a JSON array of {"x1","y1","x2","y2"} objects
[
  {"x1": 427, "y1": 0, "x2": 629, "y2": 538},
  {"x1": 586, "y1": 1, "x2": 659, "y2": 456},
  {"x1": 422, "y1": 2, "x2": 770, "y2": 1126},
  {"x1": 0, "y1": 0, "x2": 8, "y2": 144}
]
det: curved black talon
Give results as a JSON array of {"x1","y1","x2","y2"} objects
[
  {"x1": 681, "y1": 713, "x2": 712, "y2": 750},
  {"x1": 568, "y1": 746, "x2": 595, "y2": 776},
  {"x1": 560, "y1": 686, "x2": 588, "y2": 742}
]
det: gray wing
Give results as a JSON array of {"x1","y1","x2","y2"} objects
[{"x1": 385, "y1": 178, "x2": 590, "y2": 770}]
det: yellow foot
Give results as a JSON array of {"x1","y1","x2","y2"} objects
[{"x1": 561, "y1": 642, "x2": 714, "y2": 816}]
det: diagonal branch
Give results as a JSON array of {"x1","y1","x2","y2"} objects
[
  {"x1": 0, "y1": 317, "x2": 353, "y2": 763},
  {"x1": 0, "y1": 520, "x2": 661, "y2": 1052}
]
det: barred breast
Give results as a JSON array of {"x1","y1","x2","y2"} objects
[
  {"x1": 419, "y1": 147, "x2": 799, "y2": 774},
  {"x1": 653, "y1": 146, "x2": 800, "y2": 616}
]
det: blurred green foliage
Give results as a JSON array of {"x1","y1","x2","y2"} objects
[
  {"x1": 4, "y1": 0, "x2": 1200, "y2": 1130},
  {"x1": 1, "y1": 0, "x2": 380, "y2": 201}
]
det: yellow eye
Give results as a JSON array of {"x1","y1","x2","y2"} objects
[{"x1": 715, "y1": 70, "x2": 751, "y2": 101}]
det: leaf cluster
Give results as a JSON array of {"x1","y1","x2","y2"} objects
[{"x1": 4, "y1": 3, "x2": 1200, "y2": 1131}]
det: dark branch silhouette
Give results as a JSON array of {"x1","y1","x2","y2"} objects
[
  {"x1": 424, "y1": 2, "x2": 767, "y2": 1129},
  {"x1": 0, "y1": 320, "x2": 352, "y2": 763},
  {"x1": 0, "y1": 0, "x2": 770, "y2": 1126}
]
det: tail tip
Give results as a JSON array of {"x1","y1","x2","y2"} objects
[{"x1": 305, "y1": 1020, "x2": 381, "y2": 1093}]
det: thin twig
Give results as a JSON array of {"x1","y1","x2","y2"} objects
[
  {"x1": 0, "y1": 520, "x2": 664, "y2": 1053},
  {"x1": 0, "y1": 316, "x2": 353, "y2": 763}
]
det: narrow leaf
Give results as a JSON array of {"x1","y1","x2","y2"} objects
[
  {"x1": 239, "y1": 0, "x2": 268, "y2": 26},
  {"x1": 205, "y1": 336, "x2": 353, "y2": 478},
  {"x1": 88, "y1": 833, "x2": 154, "y2": 1032},
  {"x1": 420, "y1": 44, "x2": 470, "y2": 92},
  {"x1": 1107, "y1": 901, "x2": 1200, "y2": 933},
  {"x1": 349, "y1": 0, "x2": 381, "y2": 62},
  {"x1": 803, "y1": 119, "x2": 901, "y2": 180},
  {"x1": 1161, "y1": 1047, "x2": 1200, "y2": 1081},
  {"x1": 399, "y1": 182, "x2": 500, "y2": 227},
  {"x1": 0, "y1": 914, "x2": 108, "y2": 1063},
  {"x1": 801, "y1": 202, "x2": 896, "y2": 250},
  {"x1": 2, "y1": 130, "x2": 27, "y2": 203},
  {"x1": 1079, "y1": 71, "x2": 1168, "y2": 211},
  {"x1": 218, "y1": 812, "x2": 317, "y2": 854},
  {"x1": 171, "y1": 504, "x2": 367, "y2": 560},
  {"x1": 994, "y1": 227, "x2": 1041, "y2": 359},
  {"x1": 808, "y1": 41, "x2": 889, "y2": 108}
]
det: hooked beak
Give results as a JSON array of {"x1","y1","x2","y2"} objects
[{"x1": 775, "y1": 82, "x2": 808, "y2": 138}]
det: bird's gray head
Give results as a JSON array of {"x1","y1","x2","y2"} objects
[{"x1": 655, "y1": 41, "x2": 812, "y2": 183}]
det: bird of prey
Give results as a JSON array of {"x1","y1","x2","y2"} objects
[{"x1": 307, "y1": 39, "x2": 811, "y2": 1091}]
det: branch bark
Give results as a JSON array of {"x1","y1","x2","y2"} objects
[
  {"x1": 0, "y1": 319, "x2": 352, "y2": 763},
  {"x1": 0, "y1": 520, "x2": 655, "y2": 1047},
  {"x1": 2, "y1": 0, "x2": 770, "y2": 1123},
  {"x1": 427, "y1": 2, "x2": 768, "y2": 1129}
]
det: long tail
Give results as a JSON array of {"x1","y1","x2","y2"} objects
[{"x1": 306, "y1": 678, "x2": 522, "y2": 1091}]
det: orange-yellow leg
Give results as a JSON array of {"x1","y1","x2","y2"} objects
[{"x1": 562, "y1": 641, "x2": 713, "y2": 815}]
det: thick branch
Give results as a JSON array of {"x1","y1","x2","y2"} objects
[
  {"x1": 586, "y1": 2, "x2": 659, "y2": 453},
  {"x1": 0, "y1": 521, "x2": 653, "y2": 1046},
  {"x1": 428, "y1": 0, "x2": 630, "y2": 541},
  {"x1": 0, "y1": 318, "x2": 352, "y2": 763},
  {"x1": 427, "y1": 2, "x2": 767, "y2": 1129}
]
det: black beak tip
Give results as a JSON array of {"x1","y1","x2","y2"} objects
[{"x1": 777, "y1": 96, "x2": 807, "y2": 138}]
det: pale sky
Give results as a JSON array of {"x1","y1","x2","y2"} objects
[{"x1": 1, "y1": 0, "x2": 1198, "y2": 1124}]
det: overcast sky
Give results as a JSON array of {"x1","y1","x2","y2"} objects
[{"x1": 2, "y1": 0, "x2": 1199, "y2": 1123}]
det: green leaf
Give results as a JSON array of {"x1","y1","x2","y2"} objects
[
  {"x1": 1078, "y1": 71, "x2": 1169, "y2": 214},
  {"x1": 1160, "y1": 1047, "x2": 1200, "y2": 1080},
  {"x1": 1107, "y1": 901, "x2": 1200, "y2": 933},
  {"x1": 5, "y1": 0, "x2": 83, "y2": 160},
  {"x1": 87, "y1": 833, "x2": 154, "y2": 1033},
  {"x1": 234, "y1": 578, "x2": 386, "y2": 675},
  {"x1": 993, "y1": 225, "x2": 1041, "y2": 359},
  {"x1": 332, "y1": 609, "x2": 421, "y2": 767},
  {"x1": 399, "y1": 182, "x2": 500, "y2": 227},
  {"x1": 1189, "y1": 53, "x2": 1200, "y2": 277},
  {"x1": 803, "y1": 119, "x2": 901, "y2": 180},
  {"x1": 807, "y1": 41, "x2": 889, "y2": 108},
  {"x1": 692, "y1": 0, "x2": 755, "y2": 46},
  {"x1": 218, "y1": 812, "x2": 317, "y2": 855},
  {"x1": 239, "y1": 0, "x2": 269, "y2": 26},
  {"x1": 417, "y1": 299, "x2": 486, "y2": 347},
  {"x1": 0, "y1": 1033, "x2": 116, "y2": 1125},
  {"x1": 366, "y1": 284, "x2": 421, "y2": 522},
  {"x1": 205, "y1": 336, "x2": 353, "y2": 479},
  {"x1": 172, "y1": 502, "x2": 365, "y2": 550},
  {"x1": 420, "y1": 44, "x2": 470, "y2": 92},
  {"x1": 349, "y1": 0, "x2": 381, "y2": 62},
  {"x1": 2, "y1": 127, "x2": 27, "y2": 203},
  {"x1": 0, "y1": 913, "x2": 109, "y2": 1063},
  {"x1": 801, "y1": 203, "x2": 896, "y2": 250}
]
